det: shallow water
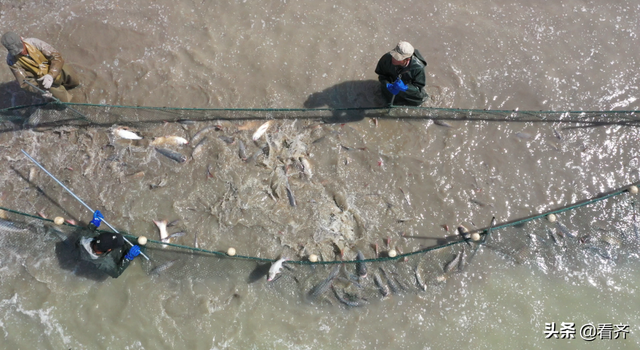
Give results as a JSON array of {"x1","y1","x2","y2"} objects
[{"x1": 1, "y1": 0, "x2": 640, "y2": 349}]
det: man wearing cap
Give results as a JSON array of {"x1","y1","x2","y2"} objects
[
  {"x1": 1, "y1": 32, "x2": 79, "y2": 102},
  {"x1": 375, "y1": 41, "x2": 428, "y2": 106},
  {"x1": 76, "y1": 211, "x2": 142, "y2": 278}
]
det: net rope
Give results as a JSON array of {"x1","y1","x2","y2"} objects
[{"x1": 1, "y1": 101, "x2": 640, "y2": 126}]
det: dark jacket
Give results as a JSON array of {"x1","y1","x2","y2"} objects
[
  {"x1": 375, "y1": 49, "x2": 428, "y2": 106},
  {"x1": 76, "y1": 228, "x2": 134, "y2": 278}
]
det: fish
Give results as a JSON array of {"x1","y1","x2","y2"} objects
[
  {"x1": 600, "y1": 235, "x2": 620, "y2": 247},
  {"x1": 528, "y1": 232, "x2": 549, "y2": 247},
  {"x1": 252, "y1": 121, "x2": 272, "y2": 141},
  {"x1": 238, "y1": 139, "x2": 247, "y2": 160},
  {"x1": 191, "y1": 126, "x2": 216, "y2": 144},
  {"x1": 162, "y1": 231, "x2": 186, "y2": 242},
  {"x1": 556, "y1": 222, "x2": 576, "y2": 238},
  {"x1": 415, "y1": 266, "x2": 427, "y2": 291},
  {"x1": 444, "y1": 249, "x2": 464, "y2": 273},
  {"x1": 300, "y1": 157, "x2": 312, "y2": 179},
  {"x1": 312, "y1": 135, "x2": 326, "y2": 144},
  {"x1": 308, "y1": 264, "x2": 341, "y2": 299},
  {"x1": 515, "y1": 132, "x2": 532, "y2": 139},
  {"x1": 0, "y1": 219, "x2": 31, "y2": 233},
  {"x1": 433, "y1": 119, "x2": 452, "y2": 127},
  {"x1": 355, "y1": 250, "x2": 367, "y2": 278},
  {"x1": 153, "y1": 219, "x2": 169, "y2": 244},
  {"x1": 167, "y1": 219, "x2": 181, "y2": 227},
  {"x1": 151, "y1": 136, "x2": 189, "y2": 147},
  {"x1": 583, "y1": 246, "x2": 613, "y2": 260},
  {"x1": 155, "y1": 148, "x2": 187, "y2": 163},
  {"x1": 457, "y1": 225, "x2": 471, "y2": 240},
  {"x1": 332, "y1": 286, "x2": 366, "y2": 307},
  {"x1": 218, "y1": 135, "x2": 235, "y2": 144},
  {"x1": 113, "y1": 127, "x2": 142, "y2": 140},
  {"x1": 373, "y1": 272, "x2": 390, "y2": 297},
  {"x1": 28, "y1": 167, "x2": 36, "y2": 182},
  {"x1": 285, "y1": 180, "x2": 296, "y2": 207},
  {"x1": 553, "y1": 128, "x2": 563, "y2": 141},
  {"x1": 267, "y1": 257, "x2": 289, "y2": 281},
  {"x1": 149, "y1": 259, "x2": 178, "y2": 275},
  {"x1": 458, "y1": 246, "x2": 468, "y2": 271},
  {"x1": 547, "y1": 227, "x2": 564, "y2": 246},
  {"x1": 379, "y1": 267, "x2": 401, "y2": 293},
  {"x1": 191, "y1": 137, "x2": 208, "y2": 159}
]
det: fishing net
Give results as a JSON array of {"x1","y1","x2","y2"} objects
[
  {"x1": 1, "y1": 101, "x2": 639, "y2": 306},
  {"x1": 1, "y1": 102, "x2": 640, "y2": 129},
  {"x1": 1, "y1": 184, "x2": 638, "y2": 306}
]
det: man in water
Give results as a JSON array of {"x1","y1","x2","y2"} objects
[
  {"x1": 1, "y1": 32, "x2": 79, "y2": 102},
  {"x1": 77, "y1": 211, "x2": 142, "y2": 278},
  {"x1": 375, "y1": 41, "x2": 428, "y2": 106}
]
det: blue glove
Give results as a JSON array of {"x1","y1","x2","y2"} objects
[
  {"x1": 90, "y1": 210, "x2": 104, "y2": 228},
  {"x1": 125, "y1": 245, "x2": 141, "y2": 260},
  {"x1": 386, "y1": 79, "x2": 408, "y2": 95}
]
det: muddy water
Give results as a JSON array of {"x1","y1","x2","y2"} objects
[{"x1": 1, "y1": 0, "x2": 640, "y2": 349}]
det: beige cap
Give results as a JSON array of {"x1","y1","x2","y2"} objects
[{"x1": 390, "y1": 41, "x2": 414, "y2": 61}]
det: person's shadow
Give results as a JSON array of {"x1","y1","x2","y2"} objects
[
  {"x1": 54, "y1": 227, "x2": 110, "y2": 282},
  {"x1": 303, "y1": 80, "x2": 386, "y2": 123},
  {"x1": 0, "y1": 80, "x2": 68, "y2": 130}
]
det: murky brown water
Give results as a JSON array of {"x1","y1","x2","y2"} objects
[{"x1": 1, "y1": 0, "x2": 640, "y2": 349}]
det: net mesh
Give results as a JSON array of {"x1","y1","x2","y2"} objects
[{"x1": 1, "y1": 102, "x2": 639, "y2": 306}]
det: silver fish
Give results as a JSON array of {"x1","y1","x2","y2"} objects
[
  {"x1": 373, "y1": 272, "x2": 390, "y2": 297},
  {"x1": 444, "y1": 249, "x2": 463, "y2": 273},
  {"x1": 238, "y1": 140, "x2": 247, "y2": 160},
  {"x1": 556, "y1": 222, "x2": 576, "y2": 238},
  {"x1": 528, "y1": 232, "x2": 549, "y2": 247},
  {"x1": 285, "y1": 180, "x2": 296, "y2": 207},
  {"x1": 113, "y1": 127, "x2": 142, "y2": 140},
  {"x1": 415, "y1": 266, "x2": 427, "y2": 291},
  {"x1": 433, "y1": 119, "x2": 452, "y2": 127},
  {"x1": 150, "y1": 259, "x2": 178, "y2": 275},
  {"x1": 191, "y1": 126, "x2": 216, "y2": 144},
  {"x1": 252, "y1": 120, "x2": 272, "y2": 141},
  {"x1": 547, "y1": 227, "x2": 564, "y2": 246},
  {"x1": 308, "y1": 264, "x2": 341, "y2": 299},
  {"x1": 553, "y1": 128, "x2": 563, "y2": 141},
  {"x1": 151, "y1": 136, "x2": 189, "y2": 147},
  {"x1": 583, "y1": 246, "x2": 613, "y2": 260},
  {"x1": 355, "y1": 250, "x2": 367, "y2": 278},
  {"x1": 300, "y1": 157, "x2": 312, "y2": 179},
  {"x1": 332, "y1": 286, "x2": 366, "y2": 307},
  {"x1": 267, "y1": 257, "x2": 289, "y2": 281},
  {"x1": 379, "y1": 267, "x2": 401, "y2": 293},
  {"x1": 155, "y1": 148, "x2": 187, "y2": 163},
  {"x1": 162, "y1": 231, "x2": 186, "y2": 242},
  {"x1": 218, "y1": 135, "x2": 235, "y2": 144},
  {"x1": 191, "y1": 137, "x2": 208, "y2": 159},
  {"x1": 458, "y1": 246, "x2": 468, "y2": 271}
]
